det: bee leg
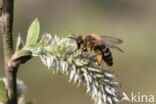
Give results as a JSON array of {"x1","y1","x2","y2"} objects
[
  {"x1": 86, "y1": 48, "x2": 91, "y2": 59},
  {"x1": 96, "y1": 54, "x2": 102, "y2": 70},
  {"x1": 81, "y1": 48, "x2": 87, "y2": 59},
  {"x1": 80, "y1": 51, "x2": 83, "y2": 59},
  {"x1": 87, "y1": 52, "x2": 91, "y2": 59}
]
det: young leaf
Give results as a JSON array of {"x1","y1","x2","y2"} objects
[
  {"x1": 26, "y1": 18, "x2": 40, "y2": 47},
  {"x1": 26, "y1": 101, "x2": 34, "y2": 104},
  {"x1": 0, "y1": 80, "x2": 5, "y2": 92},
  {"x1": 0, "y1": 80, "x2": 7, "y2": 103},
  {"x1": 16, "y1": 33, "x2": 24, "y2": 52}
]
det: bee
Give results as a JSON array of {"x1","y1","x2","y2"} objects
[{"x1": 68, "y1": 34, "x2": 123, "y2": 67}]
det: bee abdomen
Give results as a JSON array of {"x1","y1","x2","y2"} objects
[{"x1": 102, "y1": 46, "x2": 113, "y2": 66}]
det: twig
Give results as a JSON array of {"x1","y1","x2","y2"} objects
[
  {"x1": 0, "y1": 1, "x2": 33, "y2": 104},
  {"x1": 0, "y1": 0, "x2": 16, "y2": 104}
]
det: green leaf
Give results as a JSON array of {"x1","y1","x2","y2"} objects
[
  {"x1": 0, "y1": 80, "x2": 7, "y2": 103},
  {"x1": 26, "y1": 18, "x2": 40, "y2": 47},
  {"x1": 0, "y1": 80, "x2": 5, "y2": 92},
  {"x1": 24, "y1": 44, "x2": 42, "y2": 55},
  {"x1": 16, "y1": 34, "x2": 24, "y2": 52},
  {"x1": 26, "y1": 101, "x2": 34, "y2": 104}
]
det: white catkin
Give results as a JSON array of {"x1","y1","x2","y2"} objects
[{"x1": 22, "y1": 33, "x2": 121, "y2": 104}]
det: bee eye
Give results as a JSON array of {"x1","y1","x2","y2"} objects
[
  {"x1": 77, "y1": 36, "x2": 83, "y2": 44},
  {"x1": 78, "y1": 39, "x2": 83, "y2": 43}
]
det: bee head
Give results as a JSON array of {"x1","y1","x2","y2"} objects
[
  {"x1": 76, "y1": 36, "x2": 83, "y2": 50},
  {"x1": 68, "y1": 35, "x2": 83, "y2": 50}
]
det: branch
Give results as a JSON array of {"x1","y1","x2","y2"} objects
[
  {"x1": 0, "y1": 0, "x2": 16, "y2": 104},
  {"x1": 0, "y1": 1, "x2": 33, "y2": 103}
]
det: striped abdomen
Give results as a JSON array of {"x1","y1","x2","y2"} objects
[
  {"x1": 101, "y1": 45, "x2": 113, "y2": 66},
  {"x1": 93, "y1": 45, "x2": 113, "y2": 66}
]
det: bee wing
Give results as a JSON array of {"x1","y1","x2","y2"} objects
[
  {"x1": 93, "y1": 36, "x2": 124, "y2": 53},
  {"x1": 102, "y1": 41, "x2": 124, "y2": 52},
  {"x1": 100, "y1": 36, "x2": 123, "y2": 44}
]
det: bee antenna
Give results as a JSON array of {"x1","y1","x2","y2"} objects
[
  {"x1": 69, "y1": 31, "x2": 76, "y2": 37},
  {"x1": 68, "y1": 37, "x2": 76, "y2": 40}
]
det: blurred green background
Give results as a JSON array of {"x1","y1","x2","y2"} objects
[{"x1": 0, "y1": 0, "x2": 156, "y2": 104}]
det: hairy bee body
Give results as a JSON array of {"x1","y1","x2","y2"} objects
[
  {"x1": 69, "y1": 34, "x2": 123, "y2": 67},
  {"x1": 80, "y1": 34, "x2": 113, "y2": 66},
  {"x1": 94, "y1": 45, "x2": 113, "y2": 66}
]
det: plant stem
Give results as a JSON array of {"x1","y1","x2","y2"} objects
[{"x1": 0, "y1": 0, "x2": 17, "y2": 104}]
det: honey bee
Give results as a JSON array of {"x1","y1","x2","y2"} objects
[{"x1": 68, "y1": 34, "x2": 123, "y2": 67}]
